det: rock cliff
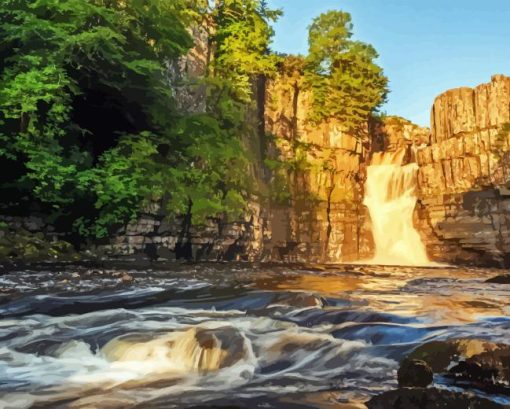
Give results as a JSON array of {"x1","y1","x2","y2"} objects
[
  {"x1": 98, "y1": 65, "x2": 510, "y2": 266},
  {"x1": 9, "y1": 23, "x2": 507, "y2": 267},
  {"x1": 414, "y1": 75, "x2": 510, "y2": 266},
  {"x1": 263, "y1": 59, "x2": 373, "y2": 262}
]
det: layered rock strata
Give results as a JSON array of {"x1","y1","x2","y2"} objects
[
  {"x1": 414, "y1": 75, "x2": 510, "y2": 266},
  {"x1": 263, "y1": 61, "x2": 373, "y2": 262}
]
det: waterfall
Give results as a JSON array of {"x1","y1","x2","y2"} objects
[{"x1": 364, "y1": 148, "x2": 430, "y2": 266}]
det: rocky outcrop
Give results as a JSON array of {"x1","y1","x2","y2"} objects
[
  {"x1": 85, "y1": 74, "x2": 510, "y2": 266},
  {"x1": 486, "y1": 274, "x2": 510, "y2": 284},
  {"x1": 264, "y1": 59, "x2": 373, "y2": 262},
  {"x1": 3, "y1": 21, "x2": 508, "y2": 268},
  {"x1": 405, "y1": 339, "x2": 510, "y2": 394},
  {"x1": 0, "y1": 216, "x2": 79, "y2": 263},
  {"x1": 368, "y1": 339, "x2": 510, "y2": 409},
  {"x1": 371, "y1": 115, "x2": 430, "y2": 153},
  {"x1": 397, "y1": 359, "x2": 433, "y2": 388},
  {"x1": 94, "y1": 201, "x2": 268, "y2": 262},
  {"x1": 414, "y1": 75, "x2": 510, "y2": 266}
]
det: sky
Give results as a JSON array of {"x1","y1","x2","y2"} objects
[{"x1": 266, "y1": 0, "x2": 510, "y2": 127}]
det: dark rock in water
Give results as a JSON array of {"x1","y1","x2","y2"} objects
[
  {"x1": 447, "y1": 346, "x2": 510, "y2": 393},
  {"x1": 406, "y1": 339, "x2": 510, "y2": 394},
  {"x1": 366, "y1": 387, "x2": 505, "y2": 409},
  {"x1": 469, "y1": 347, "x2": 510, "y2": 384},
  {"x1": 407, "y1": 339, "x2": 501, "y2": 372},
  {"x1": 449, "y1": 360, "x2": 497, "y2": 383},
  {"x1": 486, "y1": 274, "x2": 510, "y2": 284},
  {"x1": 398, "y1": 359, "x2": 433, "y2": 387},
  {"x1": 270, "y1": 292, "x2": 326, "y2": 308}
]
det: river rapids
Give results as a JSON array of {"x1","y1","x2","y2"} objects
[{"x1": 0, "y1": 263, "x2": 509, "y2": 408}]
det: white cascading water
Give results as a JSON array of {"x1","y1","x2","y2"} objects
[
  {"x1": 364, "y1": 148, "x2": 430, "y2": 266},
  {"x1": 101, "y1": 327, "x2": 248, "y2": 377}
]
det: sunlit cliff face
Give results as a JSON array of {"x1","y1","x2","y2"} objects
[{"x1": 363, "y1": 148, "x2": 431, "y2": 266}]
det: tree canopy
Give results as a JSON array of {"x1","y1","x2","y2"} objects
[
  {"x1": 0, "y1": 0, "x2": 278, "y2": 242},
  {"x1": 0, "y1": 2, "x2": 387, "y2": 248},
  {"x1": 304, "y1": 10, "x2": 388, "y2": 133}
]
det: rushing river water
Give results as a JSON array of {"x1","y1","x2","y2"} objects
[{"x1": 0, "y1": 263, "x2": 509, "y2": 408}]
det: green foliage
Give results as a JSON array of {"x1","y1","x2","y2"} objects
[
  {"x1": 304, "y1": 10, "x2": 388, "y2": 134},
  {"x1": 212, "y1": 0, "x2": 282, "y2": 100},
  {"x1": 164, "y1": 113, "x2": 250, "y2": 224},
  {"x1": 0, "y1": 0, "x2": 267, "y2": 242},
  {"x1": 0, "y1": 227, "x2": 79, "y2": 261},
  {"x1": 0, "y1": 0, "x2": 389, "y2": 249},
  {"x1": 263, "y1": 158, "x2": 292, "y2": 205}
]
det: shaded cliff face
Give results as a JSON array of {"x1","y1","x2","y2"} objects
[
  {"x1": 264, "y1": 62, "x2": 373, "y2": 262},
  {"x1": 414, "y1": 75, "x2": 510, "y2": 266}
]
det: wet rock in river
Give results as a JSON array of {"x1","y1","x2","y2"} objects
[
  {"x1": 194, "y1": 327, "x2": 247, "y2": 369},
  {"x1": 366, "y1": 387, "x2": 505, "y2": 409},
  {"x1": 449, "y1": 361, "x2": 497, "y2": 383},
  {"x1": 102, "y1": 326, "x2": 248, "y2": 374},
  {"x1": 405, "y1": 339, "x2": 510, "y2": 394},
  {"x1": 486, "y1": 274, "x2": 510, "y2": 284},
  {"x1": 398, "y1": 359, "x2": 433, "y2": 387},
  {"x1": 407, "y1": 339, "x2": 502, "y2": 372},
  {"x1": 448, "y1": 345, "x2": 510, "y2": 389},
  {"x1": 270, "y1": 292, "x2": 326, "y2": 308}
]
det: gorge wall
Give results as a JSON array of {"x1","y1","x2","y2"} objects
[
  {"x1": 5, "y1": 24, "x2": 508, "y2": 267},
  {"x1": 414, "y1": 75, "x2": 510, "y2": 266},
  {"x1": 96, "y1": 72, "x2": 510, "y2": 267},
  {"x1": 263, "y1": 61, "x2": 373, "y2": 262},
  {"x1": 95, "y1": 59, "x2": 375, "y2": 264}
]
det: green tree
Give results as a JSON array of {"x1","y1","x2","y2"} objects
[
  {"x1": 211, "y1": 0, "x2": 281, "y2": 100},
  {"x1": 304, "y1": 10, "x2": 388, "y2": 134},
  {"x1": 0, "y1": 0, "x2": 259, "y2": 241}
]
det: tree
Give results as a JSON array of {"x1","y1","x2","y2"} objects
[
  {"x1": 0, "y1": 0, "x2": 259, "y2": 241},
  {"x1": 304, "y1": 10, "x2": 388, "y2": 134},
  {"x1": 211, "y1": 0, "x2": 282, "y2": 100}
]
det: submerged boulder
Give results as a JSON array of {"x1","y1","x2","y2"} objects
[
  {"x1": 102, "y1": 326, "x2": 249, "y2": 374},
  {"x1": 448, "y1": 345, "x2": 510, "y2": 391},
  {"x1": 397, "y1": 359, "x2": 433, "y2": 387},
  {"x1": 120, "y1": 273, "x2": 134, "y2": 284}
]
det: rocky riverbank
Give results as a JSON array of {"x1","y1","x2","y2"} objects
[{"x1": 367, "y1": 339, "x2": 510, "y2": 409}]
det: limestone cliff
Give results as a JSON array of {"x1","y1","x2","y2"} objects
[
  {"x1": 78, "y1": 30, "x2": 510, "y2": 267},
  {"x1": 264, "y1": 60, "x2": 373, "y2": 262},
  {"x1": 371, "y1": 115, "x2": 430, "y2": 153},
  {"x1": 414, "y1": 75, "x2": 510, "y2": 266}
]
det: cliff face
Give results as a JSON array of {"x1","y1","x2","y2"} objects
[
  {"x1": 83, "y1": 27, "x2": 510, "y2": 268},
  {"x1": 414, "y1": 75, "x2": 510, "y2": 266},
  {"x1": 264, "y1": 64, "x2": 373, "y2": 262},
  {"x1": 371, "y1": 115, "x2": 430, "y2": 153}
]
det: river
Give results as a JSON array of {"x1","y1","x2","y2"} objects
[{"x1": 0, "y1": 263, "x2": 509, "y2": 408}]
